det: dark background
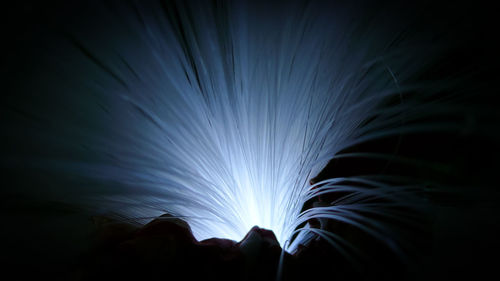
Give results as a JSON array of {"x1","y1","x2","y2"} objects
[{"x1": 2, "y1": 1, "x2": 500, "y2": 280}]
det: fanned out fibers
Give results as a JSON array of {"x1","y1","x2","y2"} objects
[{"x1": 2, "y1": 0, "x2": 487, "y2": 260}]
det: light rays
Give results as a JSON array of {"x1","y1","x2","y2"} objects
[{"x1": 3, "y1": 0, "x2": 469, "y2": 256}]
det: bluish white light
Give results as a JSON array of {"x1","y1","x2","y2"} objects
[{"x1": 22, "y1": 0, "x2": 453, "y2": 255}]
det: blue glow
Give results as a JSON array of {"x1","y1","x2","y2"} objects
[{"x1": 9, "y1": 0, "x2": 458, "y2": 255}]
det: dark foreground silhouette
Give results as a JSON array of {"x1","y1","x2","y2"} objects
[{"x1": 76, "y1": 212, "x2": 410, "y2": 281}]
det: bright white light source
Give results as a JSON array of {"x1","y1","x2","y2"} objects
[{"x1": 56, "y1": 1, "x2": 442, "y2": 253}]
